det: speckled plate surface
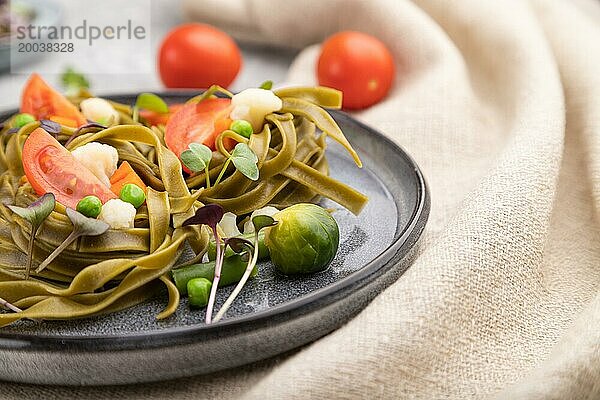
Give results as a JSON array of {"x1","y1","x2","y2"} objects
[{"x1": 0, "y1": 93, "x2": 430, "y2": 385}]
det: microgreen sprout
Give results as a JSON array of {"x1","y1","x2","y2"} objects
[
  {"x1": 182, "y1": 142, "x2": 259, "y2": 188},
  {"x1": 182, "y1": 204, "x2": 225, "y2": 324},
  {"x1": 0, "y1": 297, "x2": 22, "y2": 313},
  {"x1": 259, "y1": 80, "x2": 273, "y2": 90},
  {"x1": 61, "y1": 67, "x2": 90, "y2": 97},
  {"x1": 39, "y1": 119, "x2": 62, "y2": 137},
  {"x1": 213, "y1": 215, "x2": 277, "y2": 323},
  {"x1": 181, "y1": 143, "x2": 213, "y2": 188},
  {"x1": 132, "y1": 93, "x2": 169, "y2": 123},
  {"x1": 7, "y1": 193, "x2": 55, "y2": 279},
  {"x1": 36, "y1": 208, "x2": 109, "y2": 274},
  {"x1": 213, "y1": 143, "x2": 259, "y2": 186}
]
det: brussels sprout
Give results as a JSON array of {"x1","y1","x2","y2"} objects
[{"x1": 265, "y1": 203, "x2": 339, "y2": 274}]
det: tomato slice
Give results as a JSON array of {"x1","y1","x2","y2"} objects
[
  {"x1": 22, "y1": 128, "x2": 117, "y2": 208},
  {"x1": 21, "y1": 74, "x2": 87, "y2": 128},
  {"x1": 140, "y1": 103, "x2": 184, "y2": 127},
  {"x1": 165, "y1": 98, "x2": 232, "y2": 159}
]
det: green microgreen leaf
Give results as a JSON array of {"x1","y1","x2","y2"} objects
[
  {"x1": 181, "y1": 143, "x2": 213, "y2": 173},
  {"x1": 36, "y1": 208, "x2": 109, "y2": 274},
  {"x1": 180, "y1": 150, "x2": 206, "y2": 173},
  {"x1": 189, "y1": 143, "x2": 213, "y2": 164},
  {"x1": 213, "y1": 213, "x2": 277, "y2": 323},
  {"x1": 230, "y1": 143, "x2": 259, "y2": 181},
  {"x1": 135, "y1": 93, "x2": 169, "y2": 114},
  {"x1": 259, "y1": 80, "x2": 273, "y2": 90},
  {"x1": 251, "y1": 215, "x2": 277, "y2": 232},
  {"x1": 7, "y1": 193, "x2": 55, "y2": 279},
  {"x1": 61, "y1": 67, "x2": 90, "y2": 96}
]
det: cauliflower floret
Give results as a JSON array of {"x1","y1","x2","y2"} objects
[
  {"x1": 98, "y1": 199, "x2": 136, "y2": 229},
  {"x1": 243, "y1": 206, "x2": 280, "y2": 234},
  {"x1": 230, "y1": 88, "x2": 282, "y2": 132},
  {"x1": 80, "y1": 98, "x2": 120, "y2": 126},
  {"x1": 71, "y1": 142, "x2": 118, "y2": 187},
  {"x1": 219, "y1": 212, "x2": 242, "y2": 237}
]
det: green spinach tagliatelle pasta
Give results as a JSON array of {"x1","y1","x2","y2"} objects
[{"x1": 0, "y1": 86, "x2": 368, "y2": 326}]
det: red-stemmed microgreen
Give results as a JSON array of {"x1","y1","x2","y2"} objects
[
  {"x1": 213, "y1": 215, "x2": 277, "y2": 323},
  {"x1": 39, "y1": 119, "x2": 62, "y2": 138},
  {"x1": 0, "y1": 297, "x2": 22, "y2": 313},
  {"x1": 7, "y1": 193, "x2": 55, "y2": 279},
  {"x1": 182, "y1": 204, "x2": 225, "y2": 324},
  {"x1": 36, "y1": 208, "x2": 109, "y2": 274},
  {"x1": 132, "y1": 92, "x2": 169, "y2": 123}
]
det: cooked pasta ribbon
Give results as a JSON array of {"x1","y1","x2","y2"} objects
[{"x1": 0, "y1": 86, "x2": 368, "y2": 326}]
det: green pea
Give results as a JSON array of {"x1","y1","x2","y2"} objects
[
  {"x1": 12, "y1": 113, "x2": 36, "y2": 129},
  {"x1": 187, "y1": 278, "x2": 212, "y2": 308},
  {"x1": 76, "y1": 195, "x2": 102, "y2": 218},
  {"x1": 119, "y1": 183, "x2": 145, "y2": 208},
  {"x1": 230, "y1": 119, "x2": 253, "y2": 138}
]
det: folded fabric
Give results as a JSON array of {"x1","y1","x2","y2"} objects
[{"x1": 182, "y1": 1, "x2": 600, "y2": 399}]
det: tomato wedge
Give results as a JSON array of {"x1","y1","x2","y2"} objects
[
  {"x1": 165, "y1": 98, "x2": 232, "y2": 159},
  {"x1": 21, "y1": 74, "x2": 87, "y2": 128},
  {"x1": 22, "y1": 128, "x2": 117, "y2": 208},
  {"x1": 140, "y1": 103, "x2": 184, "y2": 127}
]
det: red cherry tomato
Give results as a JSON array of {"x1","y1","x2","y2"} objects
[
  {"x1": 22, "y1": 128, "x2": 117, "y2": 208},
  {"x1": 158, "y1": 24, "x2": 242, "y2": 89},
  {"x1": 317, "y1": 31, "x2": 395, "y2": 110},
  {"x1": 165, "y1": 98, "x2": 232, "y2": 160},
  {"x1": 21, "y1": 74, "x2": 87, "y2": 127}
]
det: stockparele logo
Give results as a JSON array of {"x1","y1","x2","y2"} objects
[{"x1": 16, "y1": 20, "x2": 147, "y2": 46}]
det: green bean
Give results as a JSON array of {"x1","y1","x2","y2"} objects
[
  {"x1": 187, "y1": 278, "x2": 212, "y2": 308},
  {"x1": 171, "y1": 254, "x2": 256, "y2": 295}
]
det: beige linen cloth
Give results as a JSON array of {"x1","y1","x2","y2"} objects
[{"x1": 3, "y1": 0, "x2": 600, "y2": 398}]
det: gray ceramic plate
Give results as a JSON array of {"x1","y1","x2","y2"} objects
[{"x1": 0, "y1": 93, "x2": 430, "y2": 385}]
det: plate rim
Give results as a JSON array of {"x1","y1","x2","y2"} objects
[{"x1": 0, "y1": 92, "x2": 430, "y2": 351}]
